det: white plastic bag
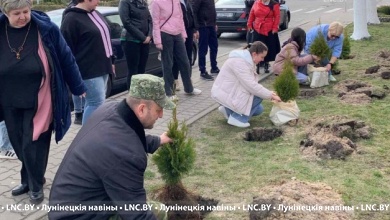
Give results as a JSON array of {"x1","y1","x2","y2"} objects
[
  {"x1": 307, "y1": 65, "x2": 329, "y2": 88},
  {"x1": 269, "y1": 100, "x2": 300, "y2": 126}
]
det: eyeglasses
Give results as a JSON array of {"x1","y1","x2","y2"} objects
[{"x1": 330, "y1": 35, "x2": 340, "y2": 39}]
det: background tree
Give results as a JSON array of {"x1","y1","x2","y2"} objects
[
  {"x1": 366, "y1": 0, "x2": 380, "y2": 24},
  {"x1": 351, "y1": 0, "x2": 370, "y2": 40}
]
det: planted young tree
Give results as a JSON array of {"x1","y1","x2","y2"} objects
[
  {"x1": 152, "y1": 106, "x2": 199, "y2": 219},
  {"x1": 270, "y1": 57, "x2": 300, "y2": 126},
  {"x1": 273, "y1": 57, "x2": 299, "y2": 102},
  {"x1": 309, "y1": 31, "x2": 331, "y2": 63},
  {"x1": 340, "y1": 30, "x2": 351, "y2": 59}
]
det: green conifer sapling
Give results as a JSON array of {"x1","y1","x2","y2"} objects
[
  {"x1": 152, "y1": 105, "x2": 196, "y2": 186},
  {"x1": 273, "y1": 56, "x2": 299, "y2": 102},
  {"x1": 309, "y1": 31, "x2": 331, "y2": 61}
]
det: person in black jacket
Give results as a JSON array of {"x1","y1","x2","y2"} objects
[
  {"x1": 49, "y1": 74, "x2": 174, "y2": 220},
  {"x1": 172, "y1": 0, "x2": 198, "y2": 91},
  {"x1": 61, "y1": 0, "x2": 115, "y2": 125},
  {"x1": 119, "y1": 0, "x2": 153, "y2": 90},
  {"x1": 192, "y1": 0, "x2": 220, "y2": 81}
]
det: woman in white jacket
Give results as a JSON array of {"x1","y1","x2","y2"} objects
[{"x1": 211, "y1": 41, "x2": 281, "y2": 128}]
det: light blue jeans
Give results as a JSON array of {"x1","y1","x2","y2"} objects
[
  {"x1": 297, "y1": 72, "x2": 308, "y2": 83},
  {"x1": 82, "y1": 74, "x2": 108, "y2": 124},
  {"x1": 0, "y1": 121, "x2": 13, "y2": 151},
  {"x1": 72, "y1": 95, "x2": 85, "y2": 113},
  {"x1": 225, "y1": 96, "x2": 264, "y2": 123}
]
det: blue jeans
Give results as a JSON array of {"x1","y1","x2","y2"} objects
[
  {"x1": 198, "y1": 26, "x2": 218, "y2": 73},
  {"x1": 72, "y1": 95, "x2": 85, "y2": 113},
  {"x1": 225, "y1": 96, "x2": 264, "y2": 123},
  {"x1": 297, "y1": 72, "x2": 308, "y2": 83},
  {"x1": 0, "y1": 121, "x2": 13, "y2": 151},
  {"x1": 82, "y1": 74, "x2": 108, "y2": 124}
]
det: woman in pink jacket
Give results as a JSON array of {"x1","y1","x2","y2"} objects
[
  {"x1": 211, "y1": 41, "x2": 281, "y2": 128},
  {"x1": 272, "y1": 27, "x2": 319, "y2": 84},
  {"x1": 151, "y1": 0, "x2": 201, "y2": 99}
]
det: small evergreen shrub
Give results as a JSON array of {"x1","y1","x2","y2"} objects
[
  {"x1": 377, "y1": 5, "x2": 390, "y2": 15},
  {"x1": 340, "y1": 31, "x2": 351, "y2": 59},
  {"x1": 273, "y1": 57, "x2": 299, "y2": 102},
  {"x1": 309, "y1": 31, "x2": 331, "y2": 61},
  {"x1": 152, "y1": 107, "x2": 196, "y2": 186}
]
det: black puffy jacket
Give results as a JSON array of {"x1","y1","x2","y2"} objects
[{"x1": 119, "y1": 0, "x2": 152, "y2": 42}]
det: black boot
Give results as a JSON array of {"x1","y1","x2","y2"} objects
[
  {"x1": 74, "y1": 112, "x2": 83, "y2": 125},
  {"x1": 264, "y1": 62, "x2": 270, "y2": 73}
]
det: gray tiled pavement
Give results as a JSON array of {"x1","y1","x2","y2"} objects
[{"x1": 0, "y1": 41, "x2": 272, "y2": 219}]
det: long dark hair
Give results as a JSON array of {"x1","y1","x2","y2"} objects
[{"x1": 282, "y1": 27, "x2": 306, "y2": 53}]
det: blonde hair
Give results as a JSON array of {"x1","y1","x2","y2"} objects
[
  {"x1": 0, "y1": 0, "x2": 31, "y2": 14},
  {"x1": 328, "y1": 21, "x2": 344, "y2": 36}
]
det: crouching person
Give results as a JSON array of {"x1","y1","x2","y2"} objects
[
  {"x1": 211, "y1": 41, "x2": 281, "y2": 128},
  {"x1": 49, "y1": 74, "x2": 174, "y2": 220},
  {"x1": 273, "y1": 27, "x2": 319, "y2": 85}
]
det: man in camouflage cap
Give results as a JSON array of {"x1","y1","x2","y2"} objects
[
  {"x1": 129, "y1": 74, "x2": 175, "y2": 110},
  {"x1": 50, "y1": 74, "x2": 172, "y2": 220}
]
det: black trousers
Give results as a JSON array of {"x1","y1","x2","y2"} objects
[
  {"x1": 122, "y1": 40, "x2": 150, "y2": 90},
  {"x1": 3, "y1": 107, "x2": 52, "y2": 192}
]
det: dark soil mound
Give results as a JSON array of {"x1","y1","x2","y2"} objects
[
  {"x1": 335, "y1": 80, "x2": 387, "y2": 104},
  {"x1": 154, "y1": 183, "x2": 219, "y2": 220},
  {"x1": 300, "y1": 117, "x2": 373, "y2": 160},
  {"x1": 299, "y1": 88, "x2": 325, "y2": 98},
  {"x1": 249, "y1": 180, "x2": 353, "y2": 220},
  {"x1": 378, "y1": 50, "x2": 390, "y2": 59},
  {"x1": 244, "y1": 127, "x2": 283, "y2": 141},
  {"x1": 381, "y1": 71, "x2": 390, "y2": 79},
  {"x1": 365, "y1": 65, "x2": 380, "y2": 74}
]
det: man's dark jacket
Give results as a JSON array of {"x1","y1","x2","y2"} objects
[
  {"x1": 0, "y1": 11, "x2": 86, "y2": 143},
  {"x1": 192, "y1": 0, "x2": 217, "y2": 28},
  {"x1": 49, "y1": 100, "x2": 160, "y2": 220},
  {"x1": 119, "y1": 0, "x2": 152, "y2": 42},
  {"x1": 181, "y1": 0, "x2": 197, "y2": 31}
]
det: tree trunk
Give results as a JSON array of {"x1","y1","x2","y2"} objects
[
  {"x1": 366, "y1": 0, "x2": 380, "y2": 24},
  {"x1": 351, "y1": 0, "x2": 371, "y2": 40}
]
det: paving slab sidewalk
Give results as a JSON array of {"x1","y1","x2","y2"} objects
[{"x1": 0, "y1": 39, "x2": 276, "y2": 219}]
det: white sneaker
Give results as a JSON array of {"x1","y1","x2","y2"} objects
[
  {"x1": 227, "y1": 116, "x2": 250, "y2": 128},
  {"x1": 168, "y1": 95, "x2": 178, "y2": 101},
  {"x1": 218, "y1": 106, "x2": 229, "y2": 120},
  {"x1": 174, "y1": 80, "x2": 180, "y2": 91},
  {"x1": 0, "y1": 150, "x2": 18, "y2": 160},
  {"x1": 186, "y1": 88, "x2": 202, "y2": 95},
  {"x1": 329, "y1": 75, "x2": 337, "y2": 82}
]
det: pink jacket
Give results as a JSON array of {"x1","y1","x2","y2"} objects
[
  {"x1": 150, "y1": 0, "x2": 187, "y2": 45},
  {"x1": 211, "y1": 50, "x2": 273, "y2": 116},
  {"x1": 272, "y1": 41, "x2": 314, "y2": 75}
]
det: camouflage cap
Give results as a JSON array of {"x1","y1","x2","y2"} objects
[{"x1": 129, "y1": 74, "x2": 175, "y2": 110}]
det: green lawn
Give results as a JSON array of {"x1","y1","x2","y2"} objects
[{"x1": 145, "y1": 23, "x2": 390, "y2": 220}]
